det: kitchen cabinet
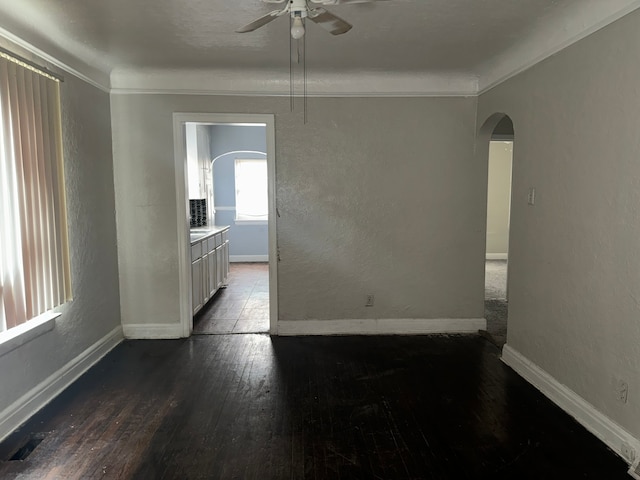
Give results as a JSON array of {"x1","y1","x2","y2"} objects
[
  {"x1": 191, "y1": 256, "x2": 203, "y2": 314},
  {"x1": 190, "y1": 226, "x2": 230, "y2": 316},
  {"x1": 207, "y1": 248, "x2": 217, "y2": 298},
  {"x1": 202, "y1": 251, "x2": 210, "y2": 304}
]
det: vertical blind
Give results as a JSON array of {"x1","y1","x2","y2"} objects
[{"x1": 0, "y1": 53, "x2": 71, "y2": 333}]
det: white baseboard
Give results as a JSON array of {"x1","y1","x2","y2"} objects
[
  {"x1": 277, "y1": 318, "x2": 486, "y2": 336},
  {"x1": 502, "y1": 344, "x2": 640, "y2": 466},
  {"x1": 122, "y1": 323, "x2": 186, "y2": 339},
  {"x1": 486, "y1": 253, "x2": 508, "y2": 260},
  {"x1": 0, "y1": 325, "x2": 123, "y2": 442},
  {"x1": 229, "y1": 255, "x2": 268, "y2": 263}
]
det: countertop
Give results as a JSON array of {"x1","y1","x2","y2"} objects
[{"x1": 190, "y1": 225, "x2": 230, "y2": 245}]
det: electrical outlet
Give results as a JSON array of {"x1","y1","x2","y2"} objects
[
  {"x1": 617, "y1": 380, "x2": 629, "y2": 404},
  {"x1": 365, "y1": 294, "x2": 374, "y2": 307},
  {"x1": 622, "y1": 442, "x2": 636, "y2": 463},
  {"x1": 527, "y1": 187, "x2": 536, "y2": 206}
]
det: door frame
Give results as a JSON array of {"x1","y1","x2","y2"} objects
[{"x1": 172, "y1": 113, "x2": 278, "y2": 336}]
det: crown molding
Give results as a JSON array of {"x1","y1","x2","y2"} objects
[
  {"x1": 2, "y1": 0, "x2": 639, "y2": 98},
  {"x1": 0, "y1": 26, "x2": 110, "y2": 93},
  {"x1": 110, "y1": 67, "x2": 479, "y2": 97},
  {"x1": 478, "y1": 0, "x2": 640, "y2": 94}
]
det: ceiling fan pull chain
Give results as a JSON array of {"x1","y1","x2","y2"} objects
[
  {"x1": 304, "y1": 28, "x2": 308, "y2": 125},
  {"x1": 289, "y1": 16, "x2": 294, "y2": 112}
]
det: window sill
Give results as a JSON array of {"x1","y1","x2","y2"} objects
[
  {"x1": 235, "y1": 219, "x2": 268, "y2": 226},
  {"x1": 0, "y1": 312, "x2": 59, "y2": 358}
]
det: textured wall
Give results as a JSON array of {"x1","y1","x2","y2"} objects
[
  {"x1": 111, "y1": 95, "x2": 482, "y2": 327},
  {"x1": 478, "y1": 9, "x2": 640, "y2": 439},
  {"x1": 0, "y1": 60, "x2": 121, "y2": 411}
]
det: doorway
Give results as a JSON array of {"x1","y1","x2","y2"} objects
[
  {"x1": 172, "y1": 113, "x2": 278, "y2": 337},
  {"x1": 482, "y1": 115, "x2": 514, "y2": 348}
]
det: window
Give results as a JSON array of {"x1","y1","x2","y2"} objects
[
  {"x1": 234, "y1": 158, "x2": 268, "y2": 223},
  {"x1": 0, "y1": 51, "x2": 72, "y2": 334}
]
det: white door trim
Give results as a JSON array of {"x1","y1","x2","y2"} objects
[{"x1": 172, "y1": 113, "x2": 278, "y2": 336}]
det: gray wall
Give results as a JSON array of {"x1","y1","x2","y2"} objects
[
  {"x1": 478, "y1": 9, "x2": 640, "y2": 440},
  {"x1": 211, "y1": 125, "x2": 268, "y2": 259},
  {"x1": 110, "y1": 95, "x2": 482, "y2": 327},
  {"x1": 0, "y1": 43, "x2": 121, "y2": 424}
]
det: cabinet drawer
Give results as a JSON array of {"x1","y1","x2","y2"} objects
[
  {"x1": 191, "y1": 241, "x2": 202, "y2": 261},
  {"x1": 222, "y1": 230, "x2": 229, "y2": 243},
  {"x1": 207, "y1": 237, "x2": 216, "y2": 253},
  {"x1": 214, "y1": 233, "x2": 222, "y2": 247}
]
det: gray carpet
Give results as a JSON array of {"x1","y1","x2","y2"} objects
[{"x1": 483, "y1": 260, "x2": 508, "y2": 348}]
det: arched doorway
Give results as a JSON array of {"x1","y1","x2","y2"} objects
[{"x1": 478, "y1": 114, "x2": 514, "y2": 348}]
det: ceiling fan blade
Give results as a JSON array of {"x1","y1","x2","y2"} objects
[
  {"x1": 236, "y1": 10, "x2": 283, "y2": 33},
  {"x1": 308, "y1": 8, "x2": 353, "y2": 35}
]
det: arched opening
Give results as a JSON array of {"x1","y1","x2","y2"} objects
[{"x1": 478, "y1": 114, "x2": 514, "y2": 348}]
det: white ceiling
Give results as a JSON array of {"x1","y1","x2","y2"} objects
[{"x1": 0, "y1": 0, "x2": 638, "y2": 94}]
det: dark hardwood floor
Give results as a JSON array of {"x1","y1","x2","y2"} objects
[{"x1": 0, "y1": 334, "x2": 629, "y2": 479}]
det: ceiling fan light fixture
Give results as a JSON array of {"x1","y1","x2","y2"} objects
[{"x1": 291, "y1": 16, "x2": 305, "y2": 39}]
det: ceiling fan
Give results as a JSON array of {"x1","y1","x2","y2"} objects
[{"x1": 236, "y1": 0, "x2": 389, "y2": 39}]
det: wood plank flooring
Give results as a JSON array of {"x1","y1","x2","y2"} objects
[
  {"x1": 193, "y1": 263, "x2": 269, "y2": 335},
  {"x1": 0, "y1": 334, "x2": 629, "y2": 479}
]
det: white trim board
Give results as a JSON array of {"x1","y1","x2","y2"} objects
[
  {"x1": 230, "y1": 255, "x2": 268, "y2": 263},
  {"x1": 0, "y1": 325, "x2": 123, "y2": 442},
  {"x1": 502, "y1": 344, "x2": 640, "y2": 466},
  {"x1": 486, "y1": 253, "x2": 508, "y2": 260},
  {"x1": 277, "y1": 318, "x2": 486, "y2": 336},
  {"x1": 111, "y1": 69, "x2": 479, "y2": 97},
  {"x1": 122, "y1": 323, "x2": 185, "y2": 339}
]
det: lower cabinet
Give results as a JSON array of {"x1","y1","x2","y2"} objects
[
  {"x1": 216, "y1": 245, "x2": 223, "y2": 290},
  {"x1": 202, "y1": 251, "x2": 210, "y2": 305},
  {"x1": 222, "y1": 241, "x2": 230, "y2": 282},
  {"x1": 208, "y1": 250, "x2": 217, "y2": 298},
  {"x1": 191, "y1": 227, "x2": 230, "y2": 316},
  {"x1": 191, "y1": 257, "x2": 203, "y2": 314}
]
